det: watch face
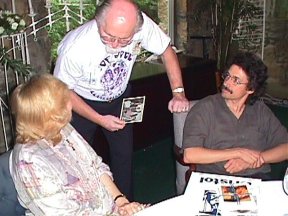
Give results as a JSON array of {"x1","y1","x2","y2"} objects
[{"x1": 173, "y1": 87, "x2": 184, "y2": 93}]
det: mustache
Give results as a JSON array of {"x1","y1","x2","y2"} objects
[
  {"x1": 105, "y1": 45, "x2": 122, "y2": 54},
  {"x1": 222, "y1": 85, "x2": 233, "y2": 94}
]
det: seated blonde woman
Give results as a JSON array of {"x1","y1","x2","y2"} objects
[{"x1": 9, "y1": 73, "x2": 148, "y2": 216}]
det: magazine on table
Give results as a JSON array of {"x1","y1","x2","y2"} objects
[
  {"x1": 184, "y1": 172, "x2": 262, "y2": 216},
  {"x1": 120, "y1": 96, "x2": 146, "y2": 123}
]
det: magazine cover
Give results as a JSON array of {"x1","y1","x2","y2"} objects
[
  {"x1": 120, "y1": 96, "x2": 145, "y2": 123},
  {"x1": 184, "y1": 172, "x2": 262, "y2": 216}
]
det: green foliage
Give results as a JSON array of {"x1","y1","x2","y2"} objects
[
  {"x1": 0, "y1": 11, "x2": 31, "y2": 78},
  {"x1": 47, "y1": 0, "x2": 96, "y2": 62},
  {"x1": 136, "y1": 0, "x2": 159, "y2": 24},
  {"x1": 194, "y1": 0, "x2": 261, "y2": 71},
  {"x1": 0, "y1": 11, "x2": 26, "y2": 36},
  {"x1": 0, "y1": 47, "x2": 34, "y2": 78}
]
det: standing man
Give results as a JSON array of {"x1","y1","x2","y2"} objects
[{"x1": 54, "y1": 0, "x2": 189, "y2": 199}]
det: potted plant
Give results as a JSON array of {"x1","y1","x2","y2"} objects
[{"x1": 194, "y1": 0, "x2": 261, "y2": 88}]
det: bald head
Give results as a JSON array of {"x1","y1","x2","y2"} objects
[{"x1": 95, "y1": 0, "x2": 143, "y2": 38}]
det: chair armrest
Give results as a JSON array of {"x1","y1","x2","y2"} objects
[
  {"x1": 173, "y1": 144, "x2": 186, "y2": 166},
  {"x1": 173, "y1": 144, "x2": 196, "y2": 181}
]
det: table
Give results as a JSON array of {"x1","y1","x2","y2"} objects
[
  {"x1": 136, "y1": 181, "x2": 288, "y2": 216},
  {"x1": 258, "y1": 181, "x2": 288, "y2": 215}
]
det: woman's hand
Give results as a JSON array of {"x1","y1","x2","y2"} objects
[
  {"x1": 114, "y1": 195, "x2": 149, "y2": 216},
  {"x1": 118, "y1": 202, "x2": 149, "y2": 216}
]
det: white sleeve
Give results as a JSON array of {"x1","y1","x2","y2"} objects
[
  {"x1": 70, "y1": 125, "x2": 113, "y2": 179},
  {"x1": 53, "y1": 51, "x2": 82, "y2": 90},
  {"x1": 139, "y1": 12, "x2": 171, "y2": 55}
]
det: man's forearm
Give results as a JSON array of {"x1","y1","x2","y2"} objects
[
  {"x1": 183, "y1": 147, "x2": 242, "y2": 164},
  {"x1": 70, "y1": 90, "x2": 103, "y2": 124},
  {"x1": 261, "y1": 143, "x2": 288, "y2": 163},
  {"x1": 161, "y1": 46, "x2": 183, "y2": 90}
]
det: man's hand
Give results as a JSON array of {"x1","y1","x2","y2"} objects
[
  {"x1": 225, "y1": 148, "x2": 265, "y2": 173},
  {"x1": 100, "y1": 115, "x2": 126, "y2": 132},
  {"x1": 225, "y1": 156, "x2": 265, "y2": 174},
  {"x1": 168, "y1": 93, "x2": 189, "y2": 113},
  {"x1": 224, "y1": 159, "x2": 251, "y2": 173},
  {"x1": 234, "y1": 148, "x2": 263, "y2": 166}
]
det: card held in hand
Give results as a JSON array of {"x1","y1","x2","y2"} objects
[{"x1": 120, "y1": 96, "x2": 146, "y2": 123}]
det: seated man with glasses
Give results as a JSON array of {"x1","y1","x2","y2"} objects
[
  {"x1": 53, "y1": 0, "x2": 189, "y2": 200},
  {"x1": 182, "y1": 52, "x2": 288, "y2": 180}
]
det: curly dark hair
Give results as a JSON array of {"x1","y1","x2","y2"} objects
[{"x1": 226, "y1": 52, "x2": 268, "y2": 105}]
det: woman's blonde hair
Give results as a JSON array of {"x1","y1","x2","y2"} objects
[{"x1": 10, "y1": 73, "x2": 71, "y2": 145}]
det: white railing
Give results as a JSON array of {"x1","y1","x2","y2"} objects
[
  {"x1": 0, "y1": 32, "x2": 30, "y2": 152},
  {"x1": 26, "y1": 0, "x2": 98, "y2": 39}
]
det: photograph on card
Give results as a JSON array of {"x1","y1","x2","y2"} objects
[
  {"x1": 221, "y1": 185, "x2": 251, "y2": 202},
  {"x1": 120, "y1": 96, "x2": 145, "y2": 123}
]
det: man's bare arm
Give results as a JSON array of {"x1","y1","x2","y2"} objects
[{"x1": 261, "y1": 143, "x2": 288, "y2": 163}]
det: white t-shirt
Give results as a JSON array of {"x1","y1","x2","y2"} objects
[{"x1": 54, "y1": 13, "x2": 170, "y2": 101}]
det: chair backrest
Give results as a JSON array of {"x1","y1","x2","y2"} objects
[
  {"x1": 0, "y1": 150, "x2": 26, "y2": 216},
  {"x1": 173, "y1": 100, "x2": 198, "y2": 195}
]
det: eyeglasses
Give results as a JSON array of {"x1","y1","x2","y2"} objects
[
  {"x1": 98, "y1": 28, "x2": 133, "y2": 46},
  {"x1": 222, "y1": 72, "x2": 249, "y2": 85},
  {"x1": 100, "y1": 35, "x2": 132, "y2": 45}
]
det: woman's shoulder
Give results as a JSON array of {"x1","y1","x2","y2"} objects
[{"x1": 12, "y1": 140, "x2": 52, "y2": 165}]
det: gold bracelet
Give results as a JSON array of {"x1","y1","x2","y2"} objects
[{"x1": 114, "y1": 194, "x2": 126, "y2": 202}]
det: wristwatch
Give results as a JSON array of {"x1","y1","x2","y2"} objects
[{"x1": 172, "y1": 87, "x2": 185, "y2": 93}]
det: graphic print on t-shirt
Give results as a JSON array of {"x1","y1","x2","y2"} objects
[
  {"x1": 90, "y1": 51, "x2": 134, "y2": 101},
  {"x1": 100, "y1": 60, "x2": 128, "y2": 95}
]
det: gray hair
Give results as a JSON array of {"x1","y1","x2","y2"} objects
[{"x1": 95, "y1": 0, "x2": 144, "y2": 33}]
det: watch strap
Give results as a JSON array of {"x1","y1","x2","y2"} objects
[{"x1": 172, "y1": 87, "x2": 185, "y2": 93}]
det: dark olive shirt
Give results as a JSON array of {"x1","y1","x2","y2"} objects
[{"x1": 183, "y1": 93, "x2": 288, "y2": 177}]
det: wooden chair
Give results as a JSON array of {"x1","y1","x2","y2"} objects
[{"x1": 173, "y1": 100, "x2": 198, "y2": 195}]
